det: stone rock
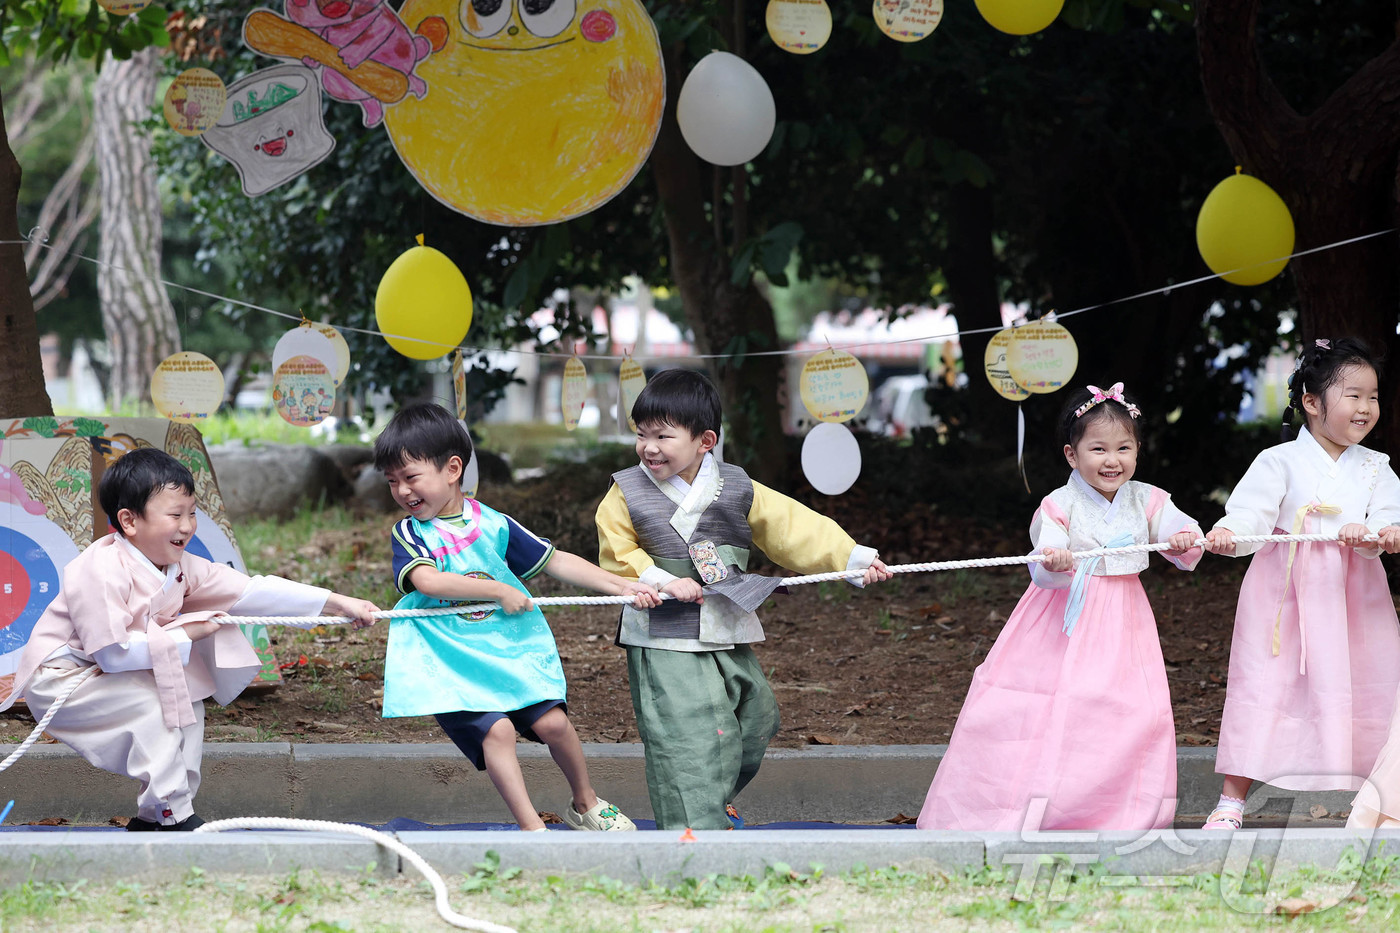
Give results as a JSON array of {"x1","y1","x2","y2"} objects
[
  {"x1": 208, "y1": 444, "x2": 351, "y2": 519},
  {"x1": 352, "y1": 464, "x2": 399, "y2": 513}
]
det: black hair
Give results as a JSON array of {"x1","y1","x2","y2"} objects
[
  {"x1": 1057, "y1": 384, "x2": 1144, "y2": 450},
  {"x1": 1283, "y1": 337, "x2": 1383, "y2": 439},
  {"x1": 99, "y1": 447, "x2": 196, "y2": 535},
  {"x1": 630, "y1": 369, "x2": 722, "y2": 439},
  {"x1": 372, "y1": 402, "x2": 474, "y2": 473}
]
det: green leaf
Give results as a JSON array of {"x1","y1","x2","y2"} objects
[{"x1": 22, "y1": 416, "x2": 59, "y2": 438}]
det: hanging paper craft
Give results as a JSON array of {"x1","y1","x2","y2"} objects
[
  {"x1": 150, "y1": 352, "x2": 226, "y2": 422},
  {"x1": 677, "y1": 52, "x2": 776, "y2": 166},
  {"x1": 163, "y1": 68, "x2": 227, "y2": 137},
  {"x1": 201, "y1": 64, "x2": 337, "y2": 197},
  {"x1": 452, "y1": 352, "x2": 469, "y2": 421},
  {"x1": 984, "y1": 329, "x2": 1031, "y2": 401},
  {"x1": 272, "y1": 356, "x2": 335, "y2": 427},
  {"x1": 313, "y1": 321, "x2": 352, "y2": 385},
  {"x1": 975, "y1": 0, "x2": 1063, "y2": 35},
  {"x1": 562, "y1": 357, "x2": 589, "y2": 432},
  {"x1": 766, "y1": 0, "x2": 832, "y2": 54},
  {"x1": 242, "y1": 6, "x2": 442, "y2": 128},
  {"x1": 873, "y1": 0, "x2": 944, "y2": 42},
  {"x1": 458, "y1": 420, "x2": 480, "y2": 498},
  {"x1": 799, "y1": 349, "x2": 869, "y2": 423},
  {"x1": 801, "y1": 422, "x2": 861, "y2": 496},
  {"x1": 618, "y1": 358, "x2": 647, "y2": 432},
  {"x1": 272, "y1": 322, "x2": 340, "y2": 381},
  {"x1": 383, "y1": 0, "x2": 664, "y2": 225},
  {"x1": 375, "y1": 237, "x2": 473, "y2": 360},
  {"x1": 97, "y1": 0, "x2": 155, "y2": 14},
  {"x1": 1196, "y1": 168, "x2": 1295, "y2": 286},
  {"x1": 1006, "y1": 319, "x2": 1078, "y2": 394}
]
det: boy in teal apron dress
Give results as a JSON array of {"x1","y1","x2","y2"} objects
[
  {"x1": 597, "y1": 370, "x2": 892, "y2": 830},
  {"x1": 373, "y1": 404, "x2": 662, "y2": 832}
]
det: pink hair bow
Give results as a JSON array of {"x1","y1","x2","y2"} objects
[{"x1": 1074, "y1": 382, "x2": 1141, "y2": 419}]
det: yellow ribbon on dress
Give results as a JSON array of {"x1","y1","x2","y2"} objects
[{"x1": 1273, "y1": 502, "x2": 1341, "y2": 675}]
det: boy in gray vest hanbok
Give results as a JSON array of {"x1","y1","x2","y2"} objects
[
  {"x1": 597, "y1": 370, "x2": 891, "y2": 830},
  {"x1": 374, "y1": 404, "x2": 662, "y2": 832}
]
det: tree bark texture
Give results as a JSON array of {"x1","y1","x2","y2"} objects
[
  {"x1": 94, "y1": 47, "x2": 180, "y2": 407},
  {"x1": 650, "y1": 44, "x2": 787, "y2": 486},
  {"x1": 0, "y1": 86, "x2": 56, "y2": 417},
  {"x1": 1197, "y1": 0, "x2": 1400, "y2": 451}
]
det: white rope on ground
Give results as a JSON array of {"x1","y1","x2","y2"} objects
[
  {"x1": 0, "y1": 665, "x2": 98, "y2": 775},
  {"x1": 195, "y1": 817, "x2": 516, "y2": 933},
  {"x1": 220, "y1": 532, "x2": 1376, "y2": 626}
]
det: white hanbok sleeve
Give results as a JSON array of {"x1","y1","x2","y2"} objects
[
  {"x1": 1028, "y1": 501, "x2": 1073, "y2": 590},
  {"x1": 1213, "y1": 451, "x2": 1287, "y2": 557},
  {"x1": 1366, "y1": 459, "x2": 1400, "y2": 534},
  {"x1": 92, "y1": 628, "x2": 193, "y2": 672},
  {"x1": 229, "y1": 575, "x2": 332, "y2": 617},
  {"x1": 1147, "y1": 494, "x2": 1204, "y2": 571}
]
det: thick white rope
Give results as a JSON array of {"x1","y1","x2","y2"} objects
[
  {"x1": 196, "y1": 817, "x2": 516, "y2": 933},
  {"x1": 222, "y1": 532, "x2": 1375, "y2": 625},
  {"x1": 0, "y1": 665, "x2": 98, "y2": 775}
]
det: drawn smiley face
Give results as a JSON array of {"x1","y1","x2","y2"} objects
[{"x1": 385, "y1": 0, "x2": 664, "y2": 226}]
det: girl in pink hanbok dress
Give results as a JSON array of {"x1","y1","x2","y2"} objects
[
  {"x1": 918, "y1": 384, "x2": 1203, "y2": 831},
  {"x1": 1204, "y1": 338, "x2": 1400, "y2": 830}
]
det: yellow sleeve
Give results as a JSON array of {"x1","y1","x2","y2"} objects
[
  {"x1": 747, "y1": 481, "x2": 859, "y2": 574},
  {"x1": 596, "y1": 483, "x2": 653, "y2": 581}
]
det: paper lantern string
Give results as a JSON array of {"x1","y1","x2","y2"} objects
[{"x1": 5, "y1": 226, "x2": 1396, "y2": 363}]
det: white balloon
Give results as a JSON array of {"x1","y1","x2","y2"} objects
[
  {"x1": 801, "y1": 422, "x2": 861, "y2": 496},
  {"x1": 272, "y1": 326, "x2": 339, "y2": 378},
  {"x1": 677, "y1": 51, "x2": 776, "y2": 166}
]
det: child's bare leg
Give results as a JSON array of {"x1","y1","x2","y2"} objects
[
  {"x1": 481, "y1": 718, "x2": 545, "y2": 830},
  {"x1": 1220, "y1": 775, "x2": 1252, "y2": 800},
  {"x1": 532, "y1": 708, "x2": 597, "y2": 814}
]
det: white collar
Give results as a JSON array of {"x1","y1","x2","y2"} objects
[
  {"x1": 1296, "y1": 426, "x2": 1352, "y2": 467},
  {"x1": 118, "y1": 535, "x2": 176, "y2": 586},
  {"x1": 1070, "y1": 470, "x2": 1123, "y2": 521},
  {"x1": 666, "y1": 452, "x2": 713, "y2": 500}
]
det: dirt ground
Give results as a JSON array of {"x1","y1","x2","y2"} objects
[{"x1": 0, "y1": 510, "x2": 1251, "y2": 750}]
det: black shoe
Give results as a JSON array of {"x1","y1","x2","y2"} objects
[
  {"x1": 125, "y1": 817, "x2": 162, "y2": 832},
  {"x1": 163, "y1": 814, "x2": 206, "y2": 831}
]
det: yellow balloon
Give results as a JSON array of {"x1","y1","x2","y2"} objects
[
  {"x1": 375, "y1": 243, "x2": 474, "y2": 360},
  {"x1": 1196, "y1": 170, "x2": 1295, "y2": 286},
  {"x1": 974, "y1": 0, "x2": 1063, "y2": 35}
]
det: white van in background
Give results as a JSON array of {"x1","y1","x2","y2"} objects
[{"x1": 868, "y1": 374, "x2": 941, "y2": 437}]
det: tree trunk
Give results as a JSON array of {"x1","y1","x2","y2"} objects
[
  {"x1": 1197, "y1": 0, "x2": 1400, "y2": 452},
  {"x1": 93, "y1": 48, "x2": 180, "y2": 408},
  {"x1": 0, "y1": 86, "x2": 56, "y2": 418},
  {"x1": 650, "y1": 44, "x2": 787, "y2": 485}
]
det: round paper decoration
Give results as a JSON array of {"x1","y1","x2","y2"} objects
[
  {"x1": 677, "y1": 52, "x2": 776, "y2": 166},
  {"x1": 97, "y1": 0, "x2": 155, "y2": 13},
  {"x1": 272, "y1": 325, "x2": 340, "y2": 381},
  {"x1": 163, "y1": 68, "x2": 227, "y2": 137},
  {"x1": 0, "y1": 500, "x2": 79, "y2": 679},
  {"x1": 619, "y1": 358, "x2": 647, "y2": 432},
  {"x1": 799, "y1": 349, "x2": 869, "y2": 423},
  {"x1": 272, "y1": 355, "x2": 335, "y2": 427},
  {"x1": 873, "y1": 0, "x2": 944, "y2": 42},
  {"x1": 384, "y1": 0, "x2": 665, "y2": 226},
  {"x1": 1196, "y1": 169, "x2": 1296, "y2": 286},
  {"x1": 151, "y1": 352, "x2": 226, "y2": 422},
  {"x1": 801, "y1": 422, "x2": 861, "y2": 495},
  {"x1": 984, "y1": 329, "x2": 1031, "y2": 401},
  {"x1": 1005, "y1": 319, "x2": 1078, "y2": 394},
  {"x1": 562, "y1": 357, "x2": 589, "y2": 431},
  {"x1": 974, "y1": 0, "x2": 1063, "y2": 35},
  {"x1": 314, "y1": 321, "x2": 352, "y2": 385},
  {"x1": 459, "y1": 420, "x2": 480, "y2": 499},
  {"x1": 375, "y1": 239, "x2": 473, "y2": 360},
  {"x1": 767, "y1": 0, "x2": 832, "y2": 54}
]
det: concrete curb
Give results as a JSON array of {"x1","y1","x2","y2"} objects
[{"x1": 1, "y1": 743, "x2": 1363, "y2": 825}]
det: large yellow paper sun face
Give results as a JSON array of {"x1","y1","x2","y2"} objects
[{"x1": 386, "y1": 0, "x2": 665, "y2": 226}]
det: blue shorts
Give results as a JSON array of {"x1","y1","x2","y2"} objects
[{"x1": 434, "y1": 700, "x2": 566, "y2": 771}]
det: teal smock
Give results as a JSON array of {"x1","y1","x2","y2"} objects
[{"x1": 381, "y1": 504, "x2": 566, "y2": 718}]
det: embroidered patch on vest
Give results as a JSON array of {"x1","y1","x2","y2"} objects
[{"x1": 688, "y1": 540, "x2": 728, "y2": 584}]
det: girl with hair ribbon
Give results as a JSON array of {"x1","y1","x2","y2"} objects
[
  {"x1": 1204, "y1": 338, "x2": 1400, "y2": 830},
  {"x1": 918, "y1": 383, "x2": 1203, "y2": 831}
]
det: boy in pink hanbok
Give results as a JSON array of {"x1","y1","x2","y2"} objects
[
  {"x1": 919, "y1": 382, "x2": 1203, "y2": 831},
  {"x1": 0, "y1": 448, "x2": 379, "y2": 830},
  {"x1": 1204, "y1": 338, "x2": 1400, "y2": 830}
]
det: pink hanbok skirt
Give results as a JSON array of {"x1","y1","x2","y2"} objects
[
  {"x1": 918, "y1": 574, "x2": 1175, "y2": 831},
  {"x1": 1216, "y1": 540, "x2": 1400, "y2": 791}
]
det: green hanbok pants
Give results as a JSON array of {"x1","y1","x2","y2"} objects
[{"x1": 627, "y1": 644, "x2": 780, "y2": 830}]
